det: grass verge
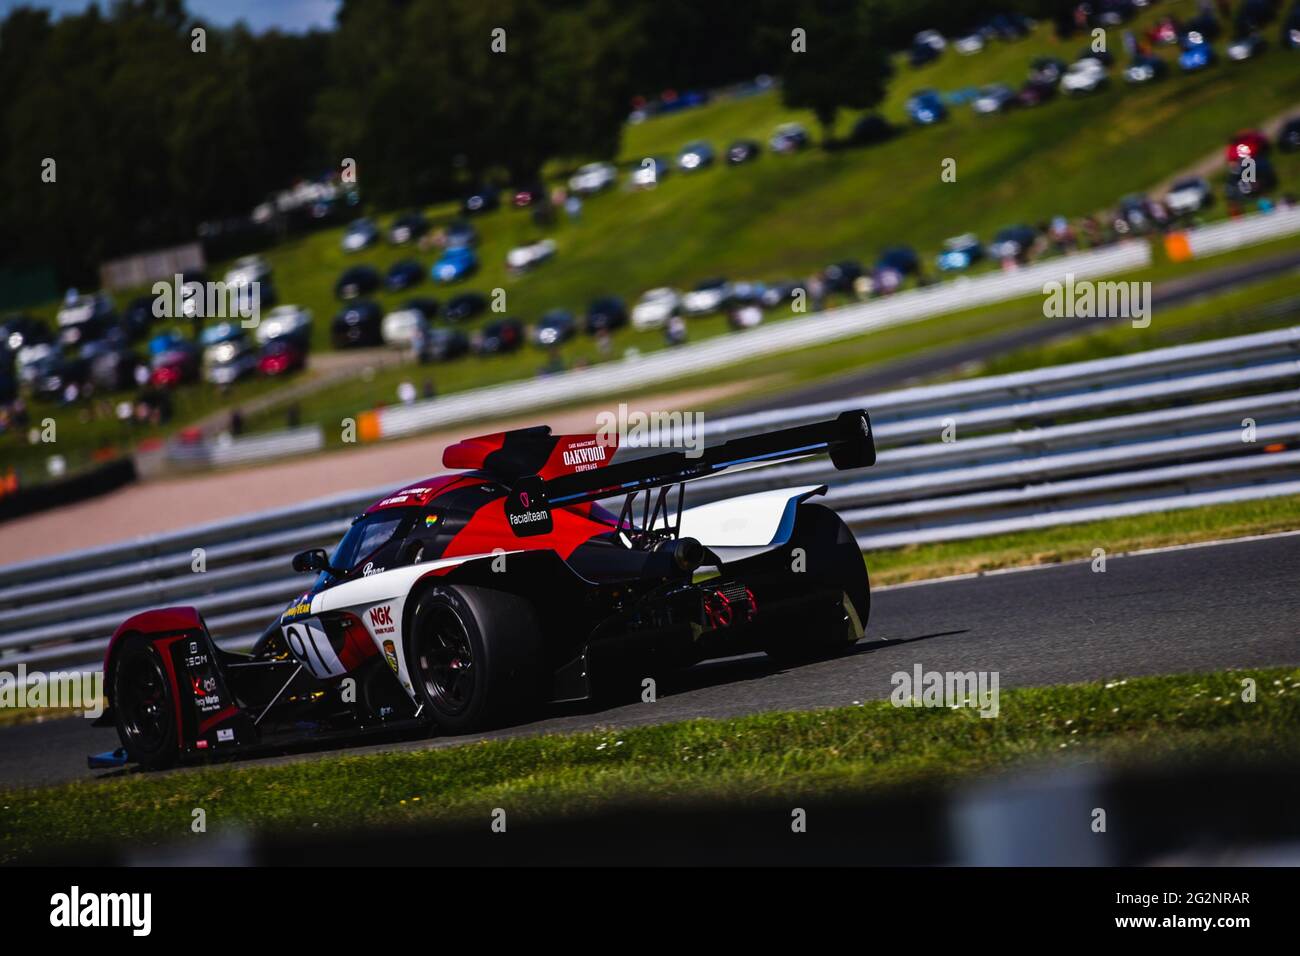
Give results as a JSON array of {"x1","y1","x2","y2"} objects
[
  {"x1": 867, "y1": 494, "x2": 1300, "y2": 586},
  {"x1": 2, "y1": 666, "x2": 1297, "y2": 863}
]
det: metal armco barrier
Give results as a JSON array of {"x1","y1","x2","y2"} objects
[{"x1": 1, "y1": 326, "x2": 1297, "y2": 672}]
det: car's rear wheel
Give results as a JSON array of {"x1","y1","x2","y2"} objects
[
  {"x1": 112, "y1": 634, "x2": 180, "y2": 770},
  {"x1": 407, "y1": 585, "x2": 542, "y2": 732},
  {"x1": 764, "y1": 503, "x2": 870, "y2": 666}
]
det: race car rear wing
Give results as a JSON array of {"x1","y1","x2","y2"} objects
[{"x1": 505, "y1": 409, "x2": 874, "y2": 536}]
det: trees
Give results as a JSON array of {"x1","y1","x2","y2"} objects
[{"x1": 779, "y1": 0, "x2": 894, "y2": 145}]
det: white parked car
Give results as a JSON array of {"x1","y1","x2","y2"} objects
[
  {"x1": 631, "y1": 287, "x2": 682, "y2": 330},
  {"x1": 381, "y1": 308, "x2": 429, "y2": 348},
  {"x1": 1061, "y1": 58, "x2": 1108, "y2": 95},
  {"x1": 681, "y1": 278, "x2": 732, "y2": 316},
  {"x1": 505, "y1": 238, "x2": 557, "y2": 274},
  {"x1": 568, "y1": 162, "x2": 617, "y2": 195},
  {"x1": 1164, "y1": 177, "x2": 1213, "y2": 217},
  {"x1": 953, "y1": 32, "x2": 985, "y2": 55},
  {"x1": 223, "y1": 255, "x2": 271, "y2": 288},
  {"x1": 255, "y1": 304, "x2": 312, "y2": 345}
]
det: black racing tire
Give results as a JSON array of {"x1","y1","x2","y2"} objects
[
  {"x1": 111, "y1": 634, "x2": 180, "y2": 770},
  {"x1": 764, "y1": 503, "x2": 871, "y2": 666},
  {"x1": 406, "y1": 584, "x2": 543, "y2": 732}
]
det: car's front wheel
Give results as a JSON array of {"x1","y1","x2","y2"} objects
[
  {"x1": 406, "y1": 585, "x2": 542, "y2": 732},
  {"x1": 112, "y1": 634, "x2": 180, "y2": 770}
]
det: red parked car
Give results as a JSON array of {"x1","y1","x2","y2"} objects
[
  {"x1": 258, "y1": 339, "x2": 306, "y2": 377},
  {"x1": 1225, "y1": 130, "x2": 1270, "y2": 164}
]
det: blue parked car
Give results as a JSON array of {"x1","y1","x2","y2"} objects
[
  {"x1": 1179, "y1": 41, "x2": 1216, "y2": 71},
  {"x1": 936, "y1": 233, "x2": 984, "y2": 271},
  {"x1": 906, "y1": 89, "x2": 947, "y2": 125},
  {"x1": 432, "y1": 246, "x2": 478, "y2": 283},
  {"x1": 147, "y1": 330, "x2": 188, "y2": 356}
]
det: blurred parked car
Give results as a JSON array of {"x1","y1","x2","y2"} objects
[
  {"x1": 198, "y1": 321, "x2": 245, "y2": 362},
  {"x1": 1113, "y1": 194, "x2": 1162, "y2": 235},
  {"x1": 85, "y1": 342, "x2": 139, "y2": 391},
  {"x1": 682, "y1": 278, "x2": 732, "y2": 315},
  {"x1": 462, "y1": 186, "x2": 500, "y2": 215},
  {"x1": 822, "y1": 260, "x2": 863, "y2": 294},
  {"x1": 511, "y1": 183, "x2": 545, "y2": 207},
  {"x1": 568, "y1": 162, "x2": 618, "y2": 195},
  {"x1": 1124, "y1": 55, "x2": 1168, "y2": 84},
  {"x1": 121, "y1": 295, "x2": 156, "y2": 341},
  {"x1": 476, "y1": 318, "x2": 524, "y2": 355},
  {"x1": 630, "y1": 156, "x2": 670, "y2": 187},
  {"x1": 534, "y1": 309, "x2": 577, "y2": 347},
  {"x1": 768, "y1": 122, "x2": 810, "y2": 153},
  {"x1": 385, "y1": 259, "x2": 424, "y2": 291},
  {"x1": 388, "y1": 213, "x2": 429, "y2": 245},
  {"x1": 631, "y1": 287, "x2": 681, "y2": 330},
  {"x1": 1165, "y1": 177, "x2": 1214, "y2": 216},
  {"x1": 1061, "y1": 57, "x2": 1108, "y2": 94},
  {"x1": 1, "y1": 314, "x2": 52, "y2": 355},
  {"x1": 255, "y1": 305, "x2": 312, "y2": 346},
  {"x1": 911, "y1": 29, "x2": 946, "y2": 64},
  {"x1": 56, "y1": 292, "x2": 115, "y2": 348},
  {"x1": 335, "y1": 265, "x2": 381, "y2": 300},
  {"x1": 1182, "y1": 12, "x2": 1223, "y2": 44},
  {"x1": 258, "y1": 338, "x2": 306, "y2": 377},
  {"x1": 444, "y1": 293, "x2": 487, "y2": 323},
  {"x1": 419, "y1": 326, "x2": 470, "y2": 363},
  {"x1": 726, "y1": 140, "x2": 762, "y2": 164},
  {"x1": 506, "y1": 238, "x2": 557, "y2": 274},
  {"x1": 1226, "y1": 130, "x2": 1270, "y2": 162},
  {"x1": 1015, "y1": 79, "x2": 1057, "y2": 107},
  {"x1": 444, "y1": 220, "x2": 478, "y2": 249},
  {"x1": 1225, "y1": 157, "x2": 1278, "y2": 200},
  {"x1": 149, "y1": 344, "x2": 199, "y2": 389},
  {"x1": 1227, "y1": 33, "x2": 1268, "y2": 60},
  {"x1": 877, "y1": 247, "x2": 920, "y2": 276},
  {"x1": 972, "y1": 84, "x2": 1016, "y2": 115},
  {"x1": 432, "y1": 246, "x2": 478, "y2": 283},
  {"x1": 759, "y1": 281, "x2": 802, "y2": 309},
  {"x1": 676, "y1": 141, "x2": 715, "y2": 171},
  {"x1": 331, "y1": 300, "x2": 384, "y2": 348},
  {"x1": 1148, "y1": 16, "x2": 1182, "y2": 46},
  {"x1": 223, "y1": 254, "x2": 271, "y2": 288},
  {"x1": 905, "y1": 89, "x2": 947, "y2": 124},
  {"x1": 1285, "y1": 5, "x2": 1300, "y2": 48},
  {"x1": 32, "y1": 353, "x2": 90, "y2": 402},
  {"x1": 341, "y1": 218, "x2": 379, "y2": 252},
  {"x1": 1280, "y1": 116, "x2": 1300, "y2": 151},
  {"x1": 15, "y1": 341, "x2": 56, "y2": 386},
  {"x1": 989, "y1": 225, "x2": 1038, "y2": 260},
  {"x1": 1178, "y1": 40, "x2": 1216, "y2": 71},
  {"x1": 953, "y1": 32, "x2": 985, "y2": 55},
  {"x1": 1028, "y1": 57, "x2": 1066, "y2": 84},
  {"x1": 936, "y1": 233, "x2": 984, "y2": 271},
  {"x1": 585, "y1": 296, "x2": 628, "y2": 335},
  {"x1": 381, "y1": 307, "x2": 429, "y2": 349},
  {"x1": 205, "y1": 337, "x2": 257, "y2": 386}
]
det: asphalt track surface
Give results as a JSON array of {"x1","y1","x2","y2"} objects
[{"x1": 2, "y1": 532, "x2": 1297, "y2": 791}]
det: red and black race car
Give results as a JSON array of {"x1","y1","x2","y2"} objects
[{"x1": 93, "y1": 410, "x2": 877, "y2": 769}]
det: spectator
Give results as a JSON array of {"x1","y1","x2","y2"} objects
[{"x1": 230, "y1": 409, "x2": 243, "y2": 436}]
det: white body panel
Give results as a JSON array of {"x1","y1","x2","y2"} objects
[
  {"x1": 284, "y1": 551, "x2": 523, "y2": 700},
  {"x1": 679, "y1": 485, "x2": 824, "y2": 547}
]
